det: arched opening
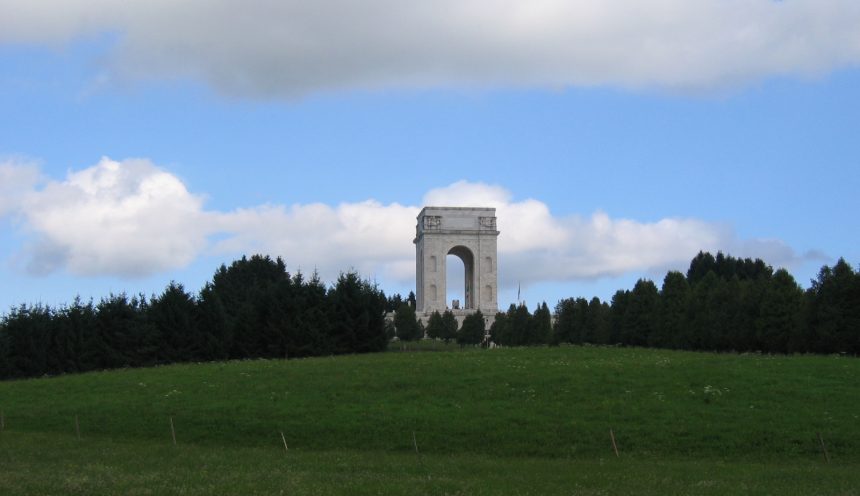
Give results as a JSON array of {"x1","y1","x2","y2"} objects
[
  {"x1": 446, "y1": 254, "x2": 464, "y2": 308},
  {"x1": 447, "y1": 245, "x2": 475, "y2": 309}
]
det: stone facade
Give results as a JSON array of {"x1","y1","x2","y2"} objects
[{"x1": 414, "y1": 206, "x2": 499, "y2": 320}]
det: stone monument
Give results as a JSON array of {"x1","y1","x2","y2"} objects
[{"x1": 414, "y1": 207, "x2": 499, "y2": 322}]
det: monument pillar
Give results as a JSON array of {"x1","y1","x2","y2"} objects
[{"x1": 414, "y1": 206, "x2": 499, "y2": 317}]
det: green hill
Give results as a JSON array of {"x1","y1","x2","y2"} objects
[{"x1": 1, "y1": 345, "x2": 858, "y2": 494}]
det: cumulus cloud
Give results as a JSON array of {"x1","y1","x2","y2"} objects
[
  {"x1": 1, "y1": 1, "x2": 859, "y2": 97},
  {"x1": 0, "y1": 157, "x2": 815, "y2": 286},
  {"x1": 12, "y1": 157, "x2": 210, "y2": 276},
  {"x1": 210, "y1": 200, "x2": 418, "y2": 283},
  {"x1": 0, "y1": 160, "x2": 41, "y2": 217},
  {"x1": 422, "y1": 181, "x2": 813, "y2": 285}
]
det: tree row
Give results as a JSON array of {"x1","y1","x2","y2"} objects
[
  {"x1": 474, "y1": 253, "x2": 859, "y2": 354},
  {"x1": 0, "y1": 255, "x2": 390, "y2": 379}
]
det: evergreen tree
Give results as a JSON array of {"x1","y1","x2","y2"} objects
[
  {"x1": 458, "y1": 311, "x2": 486, "y2": 345},
  {"x1": 729, "y1": 277, "x2": 766, "y2": 352},
  {"x1": 393, "y1": 303, "x2": 420, "y2": 341},
  {"x1": 386, "y1": 293, "x2": 404, "y2": 313},
  {"x1": 294, "y1": 271, "x2": 334, "y2": 356},
  {"x1": 507, "y1": 303, "x2": 532, "y2": 345},
  {"x1": 52, "y1": 297, "x2": 96, "y2": 374},
  {"x1": 425, "y1": 310, "x2": 444, "y2": 340},
  {"x1": 657, "y1": 271, "x2": 689, "y2": 348},
  {"x1": 94, "y1": 293, "x2": 158, "y2": 368},
  {"x1": 489, "y1": 311, "x2": 509, "y2": 346},
  {"x1": 806, "y1": 259, "x2": 860, "y2": 354},
  {"x1": 531, "y1": 302, "x2": 552, "y2": 345},
  {"x1": 714, "y1": 276, "x2": 743, "y2": 351},
  {"x1": 757, "y1": 269, "x2": 803, "y2": 353},
  {"x1": 552, "y1": 298, "x2": 576, "y2": 344},
  {"x1": 196, "y1": 283, "x2": 231, "y2": 360},
  {"x1": 148, "y1": 282, "x2": 199, "y2": 363},
  {"x1": 212, "y1": 255, "x2": 290, "y2": 358},
  {"x1": 621, "y1": 279, "x2": 659, "y2": 346},
  {"x1": 441, "y1": 310, "x2": 459, "y2": 343},
  {"x1": 687, "y1": 251, "x2": 716, "y2": 285},
  {"x1": 2, "y1": 304, "x2": 52, "y2": 378},
  {"x1": 571, "y1": 298, "x2": 589, "y2": 343},
  {"x1": 45, "y1": 304, "x2": 74, "y2": 375},
  {"x1": 588, "y1": 297, "x2": 611, "y2": 345},
  {"x1": 608, "y1": 289, "x2": 629, "y2": 345},
  {"x1": 258, "y1": 270, "x2": 332, "y2": 360},
  {"x1": 686, "y1": 272, "x2": 727, "y2": 351},
  {"x1": 553, "y1": 297, "x2": 589, "y2": 344},
  {"x1": 258, "y1": 275, "x2": 296, "y2": 359},
  {"x1": 329, "y1": 272, "x2": 388, "y2": 352},
  {"x1": 689, "y1": 251, "x2": 773, "y2": 285}
]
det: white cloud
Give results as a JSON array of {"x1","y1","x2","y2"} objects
[
  {"x1": 1, "y1": 1, "x2": 859, "y2": 97},
  {"x1": 0, "y1": 160, "x2": 41, "y2": 217},
  {"x1": 422, "y1": 183, "x2": 811, "y2": 286},
  {"x1": 0, "y1": 157, "x2": 814, "y2": 285},
  {"x1": 14, "y1": 157, "x2": 209, "y2": 276},
  {"x1": 210, "y1": 200, "x2": 418, "y2": 283}
]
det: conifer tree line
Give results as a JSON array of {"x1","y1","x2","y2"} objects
[
  {"x1": 393, "y1": 252, "x2": 858, "y2": 354},
  {"x1": 479, "y1": 252, "x2": 858, "y2": 354},
  {"x1": 0, "y1": 255, "x2": 391, "y2": 380},
  {"x1": 2, "y1": 251, "x2": 858, "y2": 380}
]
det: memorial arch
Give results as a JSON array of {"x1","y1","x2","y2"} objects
[{"x1": 414, "y1": 207, "x2": 499, "y2": 317}]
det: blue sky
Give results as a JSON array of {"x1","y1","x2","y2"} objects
[{"x1": 1, "y1": 1, "x2": 859, "y2": 312}]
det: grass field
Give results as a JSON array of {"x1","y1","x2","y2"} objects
[{"x1": 1, "y1": 345, "x2": 858, "y2": 494}]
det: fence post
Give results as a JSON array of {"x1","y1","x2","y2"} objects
[
  {"x1": 610, "y1": 428, "x2": 619, "y2": 458},
  {"x1": 170, "y1": 416, "x2": 177, "y2": 445},
  {"x1": 817, "y1": 432, "x2": 830, "y2": 463}
]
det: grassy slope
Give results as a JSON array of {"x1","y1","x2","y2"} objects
[{"x1": 1, "y1": 345, "x2": 858, "y2": 494}]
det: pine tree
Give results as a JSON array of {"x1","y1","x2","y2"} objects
[
  {"x1": 197, "y1": 283, "x2": 231, "y2": 360},
  {"x1": 489, "y1": 311, "x2": 508, "y2": 346},
  {"x1": 756, "y1": 269, "x2": 803, "y2": 353},
  {"x1": 588, "y1": 297, "x2": 611, "y2": 345},
  {"x1": 2, "y1": 304, "x2": 52, "y2": 378},
  {"x1": 687, "y1": 251, "x2": 716, "y2": 285},
  {"x1": 149, "y1": 282, "x2": 199, "y2": 363},
  {"x1": 552, "y1": 298, "x2": 576, "y2": 344},
  {"x1": 531, "y1": 302, "x2": 552, "y2": 345},
  {"x1": 393, "y1": 303, "x2": 421, "y2": 342},
  {"x1": 458, "y1": 311, "x2": 485, "y2": 346},
  {"x1": 329, "y1": 272, "x2": 388, "y2": 352},
  {"x1": 806, "y1": 259, "x2": 860, "y2": 353},
  {"x1": 608, "y1": 290, "x2": 629, "y2": 345},
  {"x1": 425, "y1": 310, "x2": 444, "y2": 340},
  {"x1": 441, "y1": 310, "x2": 459, "y2": 343},
  {"x1": 657, "y1": 271, "x2": 688, "y2": 348},
  {"x1": 621, "y1": 279, "x2": 659, "y2": 347},
  {"x1": 507, "y1": 303, "x2": 532, "y2": 346}
]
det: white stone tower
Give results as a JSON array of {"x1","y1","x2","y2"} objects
[{"x1": 414, "y1": 206, "x2": 499, "y2": 318}]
